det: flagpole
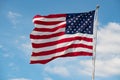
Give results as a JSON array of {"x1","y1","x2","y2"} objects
[{"x1": 92, "y1": 5, "x2": 99, "y2": 80}]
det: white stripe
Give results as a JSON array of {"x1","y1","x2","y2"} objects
[
  {"x1": 31, "y1": 28, "x2": 65, "y2": 35},
  {"x1": 31, "y1": 47, "x2": 93, "y2": 61},
  {"x1": 32, "y1": 40, "x2": 93, "y2": 53},
  {"x1": 33, "y1": 17, "x2": 66, "y2": 22},
  {"x1": 31, "y1": 33, "x2": 93, "y2": 44},
  {"x1": 34, "y1": 22, "x2": 66, "y2": 28}
]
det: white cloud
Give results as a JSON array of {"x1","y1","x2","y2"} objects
[
  {"x1": 10, "y1": 78, "x2": 31, "y2": 80},
  {"x1": 14, "y1": 35, "x2": 32, "y2": 57},
  {"x1": 8, "y1": 63, "x2": 15, "y2": 67},
  {"x1": 45, "y1": 66, "x2": 70, "y2": 77},
  {"x1": 79, "y1": 60, "x2": 92, "y2": 76},
  {"x1": 3, "y1": 53, "x2": 10, "y2": 58},
  {"x1": 95, "y1": 58, "x2": 120, "y2": 77},
  {"x1": 44, "y1": 77, "x2": 53, "y2": 80},
  {"x1": 20, "y1": 36, "x2": 27, "y2": 40},
  {"x1": 44, "y1": 57, "x2": 88, "y2": 77},
  {"x1": 80, "y1": 58, "x2": 120, "y2": 77},
  {"x1": 97, "y1": 22, "x2": 120, "y2": 57},
  {"x1": 21, "y1": 43, "x2": 32, "y2": 56},
  {"x1": 8, "y1": 11, "x2": 22, "y2": 25},
  {"x1": 0, "y1": 44, "x2": 3, "y2": 48}
]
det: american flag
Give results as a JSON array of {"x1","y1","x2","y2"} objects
[{"x1": 30, "y1": 10, "x2": 95, "y2": 64}]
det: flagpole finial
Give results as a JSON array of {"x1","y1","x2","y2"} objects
[{"x1": 96, "y1": 5, "x2": 100, "y2": 9}]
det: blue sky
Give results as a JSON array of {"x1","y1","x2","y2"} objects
[{"x1": 0, "y1": 0, "x2": 120, "y2": 80}]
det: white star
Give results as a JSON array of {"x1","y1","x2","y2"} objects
[
  {"x1": 68, "y1": 15, "x2": 71, "y2": 17},
  {"x1": 76, "y1": 26, "x2": 79, "y2": 28},
  {"x1": 89, "y1": 21, "x2": 92, "y2": 23},
  {"x1": 68, "y1": 20, "x2": 71, "y2": 23},
  {"x1": 78, "y1": 15, "x2": 80, "y2": 17},
  {"x1": 81, "y1": 25, "x2": 83, "y2": 28},
  {"x1": 89, "y1": 31, "x2": 91, "y2": 33},
  {"x1": 81, "y1": 21, "x2": 83, "y2": 23},
  {"x1": 86, "y1": 28, "x2": 89, "y2": 31},
  {"x1": 71, "y1": 31, "x2": 74, "y2": 33},
  {"x1": 84, "y1": 31, "x2": 86, "y2": 33},
  {"x1": 85, "y1": 21, "x2": 88, "y2": 23},
  {"x1": 70, "y1": 28, "x2": 72, "y2": 31},
  {"x1": 67, "y1": 30, "x2": 70, "y2": 33},
  {"x1": 71, "y1": 23, "x2": 74, "y2": 25},
  {"x1": 76, "y1": 18, "x2": 78, "y2": 20},
  {"x1": 83, "y1": 19, "x2": 85, "y2": 21},
  {"x1": 71, "y1": 18, "x2": 73, "y2": 21},
  {"x1": 83, "y1": 23, "x2": 86, "y2": 25},
  {"x1": 90, "y1": 15, "x2": 92, "y2": 18},
  {"x1": 74, "y1": 29, "x2": 76, "y2": 31},
  {"x1": 78, "y1": 28, "x2": 81, "y2": 30},
  {"x1": 76, "y1": 31, "x2": 79, "y2": 33},
  {"x1": 89, "y1": 26, "x2": 91, "y2": 28},
  {"x1": 73, "y1": 20, "x2": 76, "y2": 23},
  {"x1": 68, "y1": 26, "x2": 71, "y2": 28}
]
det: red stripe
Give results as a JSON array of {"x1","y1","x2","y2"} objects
[
  {"x1": 60, "y1": 52, "x2": 93, "y2": 57},
  {"x1": 34, "y1": 21, "x2": 64, "y2": 25},
  {"x1": 32, "y1": 36, "x2": 93, "y2": 48},
  {"x1": 30, "y1": 32, "x2": 65, "y2": 39},
  {"x1": 33, "y1": 14, "x2": 66, "y2": 19},
  {"x1": 32, "y1": 44, "x2": 93, "y2": 56},
  {"x1": 30, "y1": 52, "x2": 93, "y2": 64},
  {"x1": 33, "y1": 24, "x2": 66, "y2": 32}
]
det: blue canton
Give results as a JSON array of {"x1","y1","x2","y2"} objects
[{"x1": 65, "y1": 10, "x2": 95, "y2": 34}]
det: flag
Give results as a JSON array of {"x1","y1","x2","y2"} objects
[{"x1": 30, "y1": 10, "x2": 95, "y2": 64}]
